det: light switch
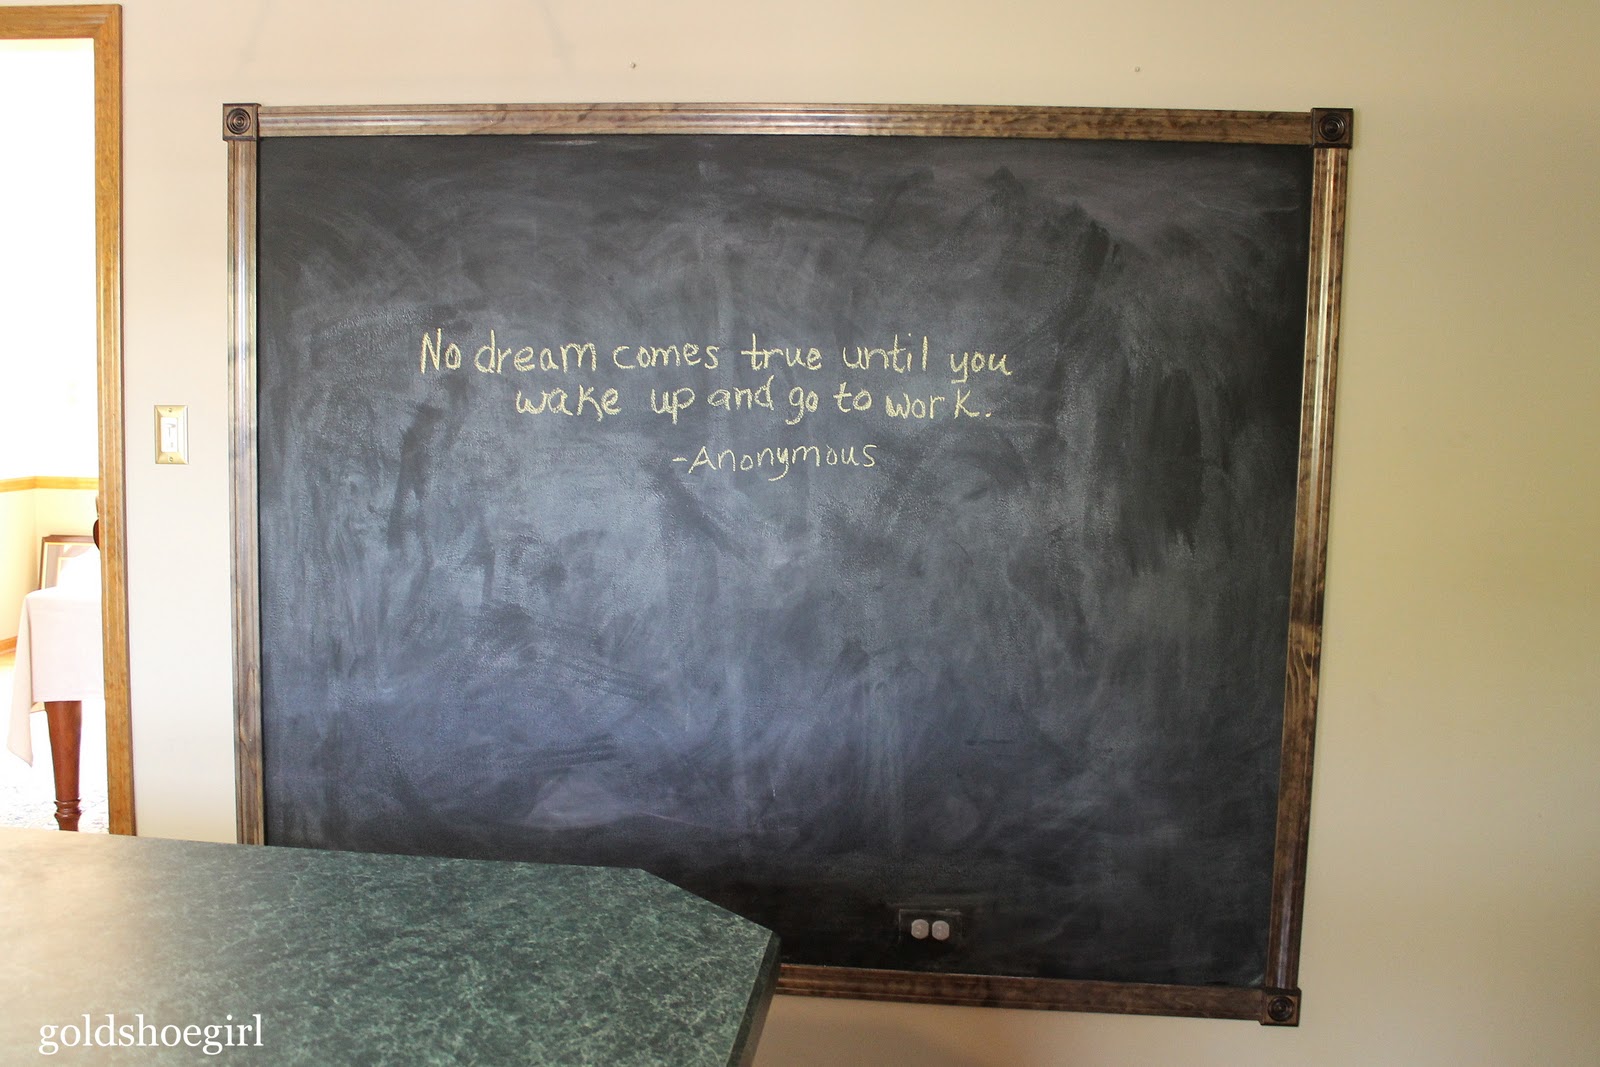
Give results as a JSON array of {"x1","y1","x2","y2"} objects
[{"x1": 155, "y1": 405, "x2": 188, "y2": 464}]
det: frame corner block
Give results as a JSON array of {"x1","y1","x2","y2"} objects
[
  {"x1": 1311, "y1": 108, "x2": 1353, "y2": 149},
  {"x1": 224, "y1": 103, "x2": 261, "y2": 142},
  {"x1": 1260, "y1": 988, "x2": 1302, "y2": 1026}
]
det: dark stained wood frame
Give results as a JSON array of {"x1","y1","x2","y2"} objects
[
  {"x1": 226, "y1": 102, "x2": 1351, "y2": 1023},
  {"x1": 1, "y1": 4, "x2": 133, "y2": 836}
]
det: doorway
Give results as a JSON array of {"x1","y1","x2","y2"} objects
[{"x1": 0, "y1": 5, "x2": 131, "y2": 834}]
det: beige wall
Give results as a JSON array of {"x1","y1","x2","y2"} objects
[
  {"x1": 0, "y1": 39, "x2": 97, "y2": 482},
  {"x1": 0, "y1": 39, "x2": 97, "y2": 640},
  {"x1": 0, "y1": 490, "x2": 32, "y2": 639},
  {"x1": 105, "y1": 0, "x2": 1598, "y2": 1063}
]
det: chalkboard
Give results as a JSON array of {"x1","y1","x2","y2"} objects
[{"x1": 228, "y1": 104, "x2": 1351, "y2": 1022}]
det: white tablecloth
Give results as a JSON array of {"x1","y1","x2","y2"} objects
[{"x1": 7, "y1": 573, "x2": 103, "y2": 767}]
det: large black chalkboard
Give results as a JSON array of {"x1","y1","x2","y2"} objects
[{"x1": 230, "y1": 104, "x2": 1350, "y2": 1021}]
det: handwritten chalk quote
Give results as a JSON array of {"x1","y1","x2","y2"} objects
[{"x1": 417, "y1": 329, "x2": 1015, "y2": 480}]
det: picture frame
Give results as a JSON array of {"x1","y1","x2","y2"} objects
[{"x1": 39, "y1": 534, "x2": 96, "y2": 589}]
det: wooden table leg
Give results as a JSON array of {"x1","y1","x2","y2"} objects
[{"x1": 43, "y1": 700, "x2": 83, "y2": 832}]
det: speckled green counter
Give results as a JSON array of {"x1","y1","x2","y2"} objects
[{"x1": 0, "y1": 828, "x2": 778, "y2": 1064}]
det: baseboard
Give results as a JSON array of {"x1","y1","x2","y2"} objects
[{"x1": 0, "y1": 476, "x2": 99, "y2": 494}]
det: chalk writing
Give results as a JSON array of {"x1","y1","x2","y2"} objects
[
  {"x1": 672, "y1": 443, "x2": 879, "y2": 482},
  {"x1": 842, "y1": 334, "x2": 928, "y2": 374},
  {"x1": 949, "y1": 350, "x2": 1011, "y2": 384},
  {"x1": 884, "y1": 393, "x2": 946, "y2": 420},
  {"x1": 514, "y1": 385, "x2": 621, "y2": 422},
  {"x1": 420, "y1": 328, "x2": 462, "y2": 372},
  {"x1": 650, "y1": 387, "x2": 696, "y2": 424},
  {"x1": 413, "y1": 326, "x2": 1019, "y2": 472},
  {"x1": 476, "y1": 334, "x2": 599, "y2": 375},
  {"x1": 743, "y1": 334, "x2": 823, "y2": 372},
  {"x1": 707, "y1": 375, "x2": 776, "y2": 414},
  {"x1": 613, "y1": 343, "x2": 721, "y2": 371}
]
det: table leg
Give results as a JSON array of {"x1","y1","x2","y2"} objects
[{"x1": 43, "y1": 701, "x2": 82, "y2": 832}]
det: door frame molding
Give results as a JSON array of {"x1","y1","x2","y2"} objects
[{"x1": 0, "y1": 4, "x2": 132, "y2": 835}]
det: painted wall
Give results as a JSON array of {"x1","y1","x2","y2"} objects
[
  {"x1": 0, "y1": 490, "x2": 31, "y2": 641},
  {"x1": 108, "y1": 1, "x2": 1597, "y2": 1063},
  {"x1": 0, "y1": 39, "x2": 97, "y2": 480},
  {"x1": 31, "y1": 487, "x2": 96, "y2": 539},
  {"x1": 0, "y1": 39, "x2": 97, "y2": 641}
]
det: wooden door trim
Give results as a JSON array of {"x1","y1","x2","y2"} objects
[{"x1": 0, "y1": 5, "x2": 132, "y2": 835}]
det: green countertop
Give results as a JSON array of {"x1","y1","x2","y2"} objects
[{"x1": 0, "y1": 829, "x2": 778, "y2": 1064}]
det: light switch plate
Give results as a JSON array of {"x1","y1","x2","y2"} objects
[{"x1": 155, "y1": 405, "x2": 188, "y2": 464}]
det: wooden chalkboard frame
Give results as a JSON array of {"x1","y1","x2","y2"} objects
[{"x1": 226, "y1": 102, "x2": 1351, "y2": 1024}]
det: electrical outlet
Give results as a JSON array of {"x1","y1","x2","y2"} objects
[{"x1": 895, "y1": 907, "x2": 965, "y2": 949}]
